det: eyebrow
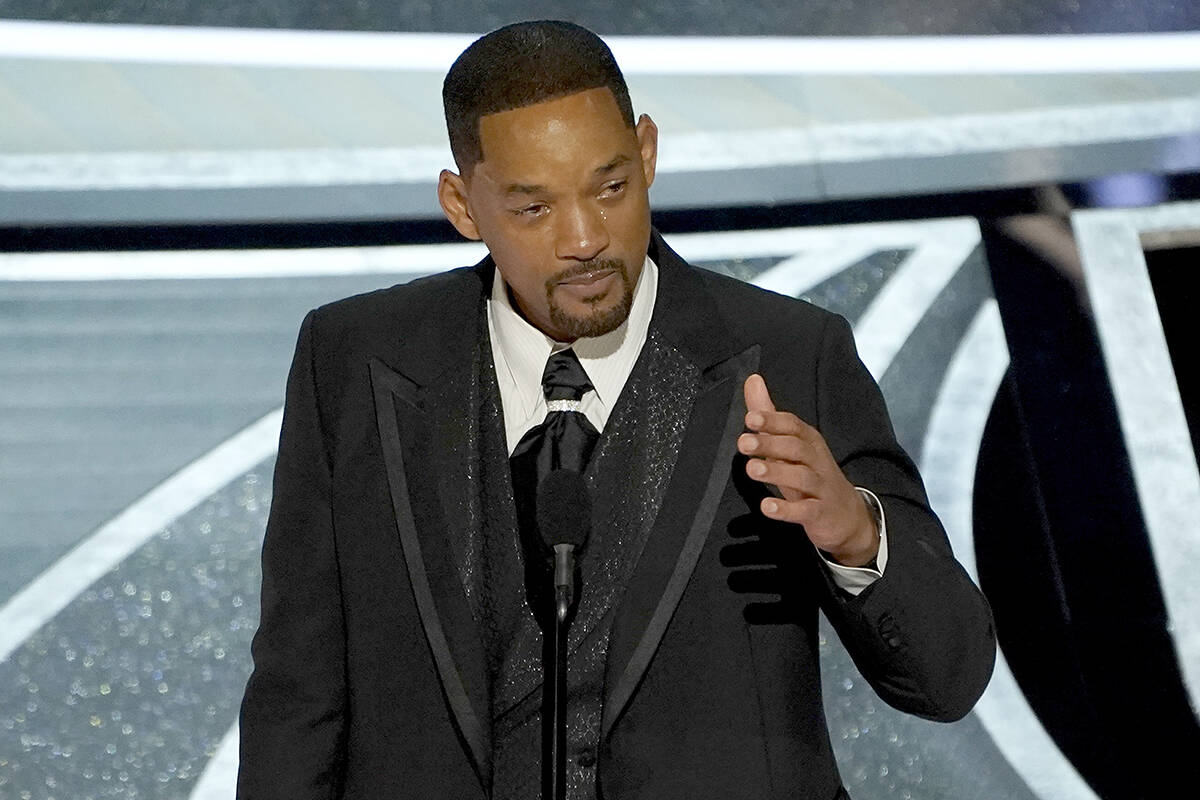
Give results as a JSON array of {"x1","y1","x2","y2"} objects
[
  {"x1": 596, "y1": 154, "x2": 632, "y2": 174},
  {"x1": 502, "y1": 154, "x2": 633, "y2": 196},
  {"x1": 504, "y1": 182, "x2": 545, "y2": 196}
]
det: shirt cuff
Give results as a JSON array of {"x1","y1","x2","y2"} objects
[{"x1": 820, "y1": 487, "x2": 888, "y2": 597}]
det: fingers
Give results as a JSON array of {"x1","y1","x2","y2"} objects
[
  {"x1": 759, "y1": 495, "x2": 821, "y2": 525},
  {"x1": 739, "y1": 407, "x2": 816, "y2": 450},
  {"x1": 738, "y1": 430, "x2": 816, "y2": 463},
  {"x1": 739, "y1": 373, "x2": 835, "y2": 504},
  {"x1": 743, "y1": 373, "x2": 776, "y2": 416},
  {"x1": 743, "y1": 376, "x2": 817, "y2": 438},
  {"x1": 738, "y1": 374, "x2": 873, "y2": 557},
  {"x1": 739, "y1": 374, "x2": 825, "y2": 496},
  {"x1": 745, "y1": 457, "x2": 820, "y2": 498}
]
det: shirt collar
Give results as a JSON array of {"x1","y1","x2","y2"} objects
[{"x1": 487, "y1": 254, "x2": 657, "y2": 419}]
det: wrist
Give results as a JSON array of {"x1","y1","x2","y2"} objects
[
  {"x1": 828, "y1": 489, "x2": 882, "y2": 567},
  {"x1": 828, "y1": 531, "x2": 879, "y2": 568}
]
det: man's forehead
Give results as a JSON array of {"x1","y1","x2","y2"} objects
[
  {"x1": 473, "y1": 88, "x2": 636, "y2": 178},
  {"x1": 477, "y1": 87, "x2": 622, "y2": 131}
]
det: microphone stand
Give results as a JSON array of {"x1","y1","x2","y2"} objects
[
  {"x1": 546, "y1": 555, "x2": 574, "y2": 800},
  {"x1": 534, "y1": 470, "x2": 589, "y2": 800}
]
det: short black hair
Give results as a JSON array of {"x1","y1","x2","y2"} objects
[{"x1": 443, "y1": 20, "x2": 635, "y2": 173}]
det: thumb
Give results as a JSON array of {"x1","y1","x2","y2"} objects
[{"x1": 744, "y1": 373, "x2": 777, "y2": 417}]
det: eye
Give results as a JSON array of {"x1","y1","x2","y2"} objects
[
  {"x1": 512, "y1": 203, "x2": 548, "y2": 218},
  {"x1": 600, "y1": 180, "x2": 627, "y2": 198}
]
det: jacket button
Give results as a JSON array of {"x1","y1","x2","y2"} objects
[{"x1": 878, "y1": 615, "x2": 902, "y2": 650}]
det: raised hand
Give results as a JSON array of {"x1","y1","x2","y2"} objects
[{"x1": 737, "y1": 373, "x2": 879, "y2": 567}]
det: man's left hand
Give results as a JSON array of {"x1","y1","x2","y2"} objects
[{"x1": 737, "y1": 373, "x2": 879, "y2": 567}]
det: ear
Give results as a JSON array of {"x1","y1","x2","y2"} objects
[
  {"x1": 635, "y1": 114, "x2": 659, "y2": 189},
  {"x1": 437, "y1": 169, "x2": 482, "y2": 241}
]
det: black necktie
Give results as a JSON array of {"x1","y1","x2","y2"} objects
[{"x1": 509, "y1": 348, "x2": 600, "y2": 625}]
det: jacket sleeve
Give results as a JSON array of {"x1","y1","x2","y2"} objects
[
  {"x1": 810, "y1": 312, "x2": 996, "y2": 722},
  {"x1": 238, "y1": 310, "x2": 347, "y2": 797}
]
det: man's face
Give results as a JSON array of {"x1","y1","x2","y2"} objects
[{"x1": 438, "y1": 87, "x2": 658, "y2": 341}]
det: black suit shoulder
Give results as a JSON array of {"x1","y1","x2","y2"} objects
[
  {"x1": 308, "y1": 263, "x2": 485, "y2": 352},
  {"x1": 286, "y1": 262, "x2": 487, "y2": 451},
  {"x1": 699, "y1": 264, "x2": 840, "y2": 341},
  {"x1": 660, "y1": 257, "x2": 848, "y2": 413}
]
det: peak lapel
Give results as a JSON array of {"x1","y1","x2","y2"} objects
[{"x1": 368, "y1": 262, "x2": 494, "y2": 790}]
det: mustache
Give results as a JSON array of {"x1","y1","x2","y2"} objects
[{"x1": 547, "y1": 258, "x2": 626, "y2": 285}]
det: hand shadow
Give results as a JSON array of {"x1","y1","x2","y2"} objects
[{"x1": 720, "y1": 454, "x2": 822, "y2": 625}]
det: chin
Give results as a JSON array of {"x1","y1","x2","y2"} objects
[
  {"x1": 544, "y1": 257, "x2": 638, "y2": 339},
  {"x1": 550, "y1": 297, "x2": 631, "y2": 339}
]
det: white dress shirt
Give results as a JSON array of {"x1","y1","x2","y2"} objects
[{"x1": 486, "y1": 256, "x2": 887, "y2": 595}]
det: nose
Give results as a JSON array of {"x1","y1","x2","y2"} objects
[{"x1": 554, "y1": 202, "x2": 609, "y2": 261}]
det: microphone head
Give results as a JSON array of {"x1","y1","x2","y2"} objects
[{"x1": 536, "y1": 469, "x2": 592, "y2": 550}]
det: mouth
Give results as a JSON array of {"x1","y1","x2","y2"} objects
[
  {"x1": 552, "y1": 267, "x2": 622, "y2": 306},
  {"x1": 556, "y1": 268, "x2": 618, "y2": 287}
]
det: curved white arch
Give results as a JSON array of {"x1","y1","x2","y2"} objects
[
  {"x1": 190, "y1": 722, "x2": 242, "y2": 800},
  {"x1": 921, "y1": 301, "x2": 1098, "y2": 800},
  {"x1": 850, "y1": 219, "x2": 981, "y2": 380},
  {"x1": 0, "y1": 408, "x2": 282, "y2": 665}
]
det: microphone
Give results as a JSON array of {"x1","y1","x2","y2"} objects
[{"x1": 536, "y1": 469, "x2": 592, "y2": 623}]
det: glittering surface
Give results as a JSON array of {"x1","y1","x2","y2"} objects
[
  {"x1": 693, "y1": 256, "x2": 783, "y2": 284},
  {"x1": 697, "y1": 250, "x2": 908, "y2": 328},
  {"x1": 819, "y1": 616, "x2": 1036, "y2": 800},
  {"x1": 0, "y1": 469, "x2": 268, "y2": 799},
  {"x1": 797, "y1": 250, "x2": 908, "y2": 327},
  {"x1": 574, "y1": 331, "x2": 696, "y2": 657}
]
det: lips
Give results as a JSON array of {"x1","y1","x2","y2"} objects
[
  {"x1": 558, "y1": 268, "x2": 617, "y2": 286},
  {"x1": 554, "y1": 269, "x2": 620, "y2": 303}
]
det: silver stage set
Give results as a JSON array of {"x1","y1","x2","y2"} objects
[{"x1": 2, "y1": 10, "x2": 1199, "y2": 800}]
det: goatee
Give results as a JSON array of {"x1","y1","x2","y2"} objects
[{"x1": 545, "y1": 258, "x2": 635, "y2": 339}]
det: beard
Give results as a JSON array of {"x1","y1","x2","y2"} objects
[{"x1": 545, "y1": 258, "x2": 636, "y2": 339}]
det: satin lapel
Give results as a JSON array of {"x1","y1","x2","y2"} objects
[
  {"x1": 601, "y1": 231, "x2": 761, "y2": 738},
  {"x1": 366, "y1": 263, "x2": 493, "y2": 791},
  {"x1": 568, "y1": 330, "x2": 698, "y2": 652},
  {"x1": 600, "y1": 345, "x2": 758, "y2": 738}
]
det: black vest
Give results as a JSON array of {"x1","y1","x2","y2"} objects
[{"x1": 460, "y1": 325, "x2": 700, "y2": 800}]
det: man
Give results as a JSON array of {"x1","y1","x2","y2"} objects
[{"x1": 238, "y1": 20, "x2": 995, "y2": 800}]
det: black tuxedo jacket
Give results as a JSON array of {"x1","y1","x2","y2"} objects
[{"x1": 238, "y1": 232, "x2": 995, "y2": 800}]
